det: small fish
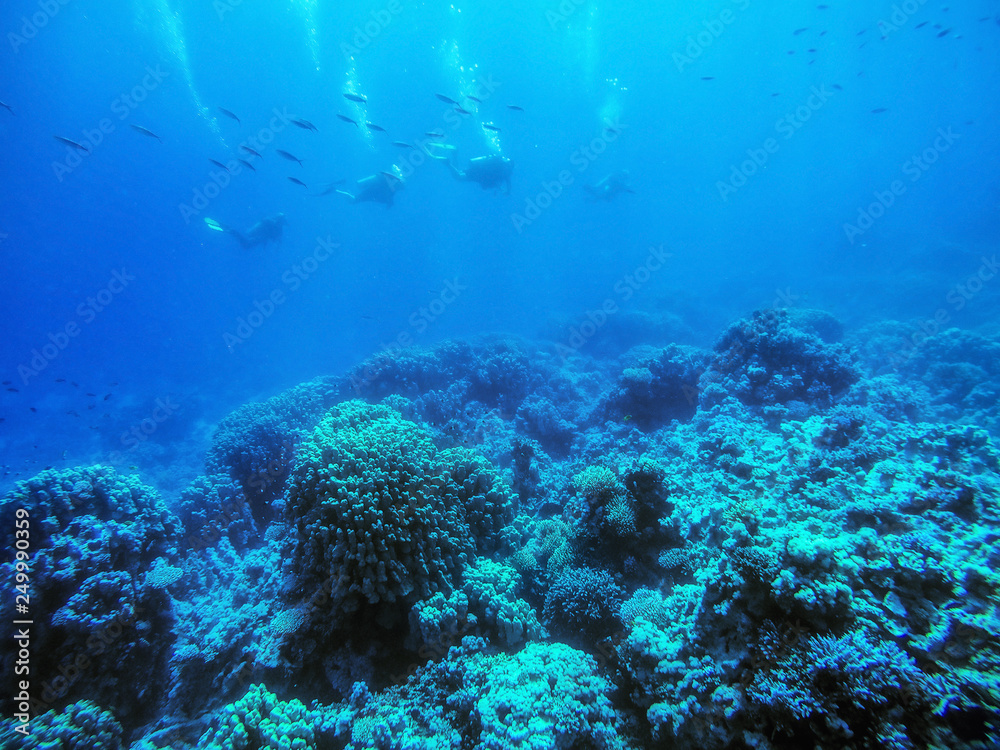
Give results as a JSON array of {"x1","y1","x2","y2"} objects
[
  {"x1": 338, "y1": 114, "x2": 359, "y2": 127},
  {"x1": 209, "y1": 158, "x2": 231, "y2": 173},
  {"x1": 793, "y1": 27, "x2": 808, "y2": 35},
  {"x1": 6, "y1": 387, "x2": 18, "y2": 392},
  {"x1": 361, "y1": 315, "x2": 375, "y2": 320},
  {"x1": 857, "y1": 29, "x2": 866, "y2": 35},
  {"x1": 436, "y1": 93, "x2": 460, "y2": 105},
  {"x1": 454, "y1": 106, "x2": 471, "y2": 115},
  {"x1": 507, "y1": 105, "x2": 524, "y2": 111},
  {"x1": 366, "y1": 122, "x2": 387, "y2": 132},
  {"x1": 807, "y1": 48, "x2": 817, "y2": 53},
  {"x1": 771, "y1": 92, "x2": 781, "y2": 97},
  {"x1": 0, "y1": 100, "x2": 13, "y2": 114},
  {"x1": 70, "y1": 381, "x2": 79, "y2": 387},
  {"x1": 291, "y1": 118, "x2": 317, "y2": 131},
  {"x1": 66, "y1": 410, "x2": 80, "y2": 417},
  {"x1": 832, "y1": 84, "x2": 843, "y2": 91},
  {"x1": 871, "y1": 107, "x2": 888, "y2": 113},
  {"x1": 218, "y1": 107, "x2": 241, "y2": 125},
  {"x1": 701, "y1": 76, "x2": 715, "y2": 80},
  {"x1": 915, "y1": 21, "x2": 928, "y2": 29},
  {"x1": 54, "y1": 135, "x2": 90, "y2": 153},
  {"x1": 482, "y1": 123, "x2": 501, "y2": 132},
  {"x1": 29, "y1": 407, "x2": 37, "y2": 413},
  {"x1": 240, "y1": 145, "x2": 262, "y2": 158},
  {"x1": 86, "y1": 392, "x2": 96, "y2": 397},
  {"x1": 466, "y1": 95, "x2": 482, "y2": 104},
  {"x1": 425, "y1": 130, "x2": 445, "y2": 138},
  {"x1": 276, "y1": 149, "x2": 303, "y2": 166},
  {"x1": 103, "y1": 394, "x2": 111, "y2": 401},
  {"x1": 130, "y1": 124, "x2": 161, "y2": 141},
  {"x1": 1, "y1": 381, "x2": 9, "y2": 385},
  {"x1": 936, "y1": 28, "x2": 951, "y2": 37},
  {"x1": 343, "y1": 93, "x2": 367, "y2": 103},
  {"x1": 288, "y1": 177, "x2": 308, "y2": 188},
  {"x1": 391, "y1": 141, "x2": 413, "y2": 149},
  {"x1": 238, "y1": 158, "x2": 256, "y2": 172}
]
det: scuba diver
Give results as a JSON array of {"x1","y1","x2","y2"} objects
[
  {"x1": 426, "y1": 143, "x2": 513, "y2": 194},
  {"x1": 204, "y1": 213, "x2": 287, "y2": 249},
  {"x1": 334, "y1": 171, "x2": 403, "y2": 208},
  {"x1": 584, "y1": 170, "x2": 634, "y2": 201}
]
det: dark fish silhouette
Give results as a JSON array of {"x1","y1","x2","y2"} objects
[
  {"x1": 366, "y1": 122, "x2": 387, "y2": 132},
  {"x1": 871, "y1": 108, "x2": 887, "y2": 114},
  {"x1": 218, "y1": 107, "x2": 241, "y2": 125},
  {"x1": 701, "y1": 76, "x2": 715, "y2": 80},
  {"x1": 343, "y1": 93, "x2": 367, "y2": 103},
  {"x1": 338, "y1": 114, "x2": 359, "y2": 127},
  {"x1": 209, "y1": 159, "x2": 231, "y2": 173},
  {"x1": 937, "y1": 28, "x2": 951, "y2": 37},
  {"x1": 467, "y1": 95, "x2": 482, "y2": 104},
  {"x1": 454, "y1": 106, "x2": 471, "y2": 115},
  {"x1": 793, "y1": 27, "x2": 808, "y2": 35},
  {"x1": 288, "y1": 177, "x2": 308, "y2": 188},
  {"x1": 240, "y1": 145, "x2": 262, "y2": 158},
  {"x1": 391, "y1": 141, "x2": 413, "y2": 148},
  {"x1": 276, "y1": 149, "x2": 303, "y2": 166},
  {"x1": 0, "y1": 101, "x2": 14, "y2": 114},
  {"x1": 436, "y1": 93, "x2": 460, "y2": 105},
  {"x1": 54, "y1": 136, "x2": 90, "y2": 153},
  {"x1": 507, "y1": 105, "x2": 524, "y2": 111},
  {"x1": 130, "y1": 124, "x2": 161, "y2": 141},
  {"x1": 291, "y1": 118, "x2": 317, "y2": 131},
  {"x1": 239, "y1": 158, "x2": 256, "y2": 172},
  {"x1": 482, "y1": 123, "x2": 501, "y2": 132},
  {"x1": 425, "y1": 130, "x2": 445, "y2": 138}
]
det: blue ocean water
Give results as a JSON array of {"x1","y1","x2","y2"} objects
[{"x1": 1, "y1": 0, "x2": 999, "y2": 747}]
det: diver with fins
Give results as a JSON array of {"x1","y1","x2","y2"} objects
[
  {"x1": 583, "y1": 170, "x2": 635, "y2": 201},
  {"x1": 204, "y1": 213, "x2": 287, "y2": 249},
  {"x1": 425, "y1": 142, "x2": 513, "y2": 194}
]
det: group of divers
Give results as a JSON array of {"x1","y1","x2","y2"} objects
[{"x1": 186, "y1": 92, "x2": 634, "y2": 249}]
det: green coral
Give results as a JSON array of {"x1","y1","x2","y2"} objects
[
  {"x1": 286, "y1": 401, "x2": 515, "y2": 626},
  {"x1": 0, "y1": 701, "x2": 124, "y2": 749}
]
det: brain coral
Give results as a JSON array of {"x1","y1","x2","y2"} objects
[{"x1": 286, "y1": 401, "x2": 515, "y2": 627}]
